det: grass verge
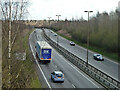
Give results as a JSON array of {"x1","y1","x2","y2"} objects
[
  {"x1": 23, "y1": 29, "x2": 41, "y2": 88},
  {"x1": 31, "y1": 77, "x2": 41, "y2": 88}
]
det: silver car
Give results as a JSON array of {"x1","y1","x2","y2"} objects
[
  {"x1": 70, "y1": 41, "x2": 75, "y2": 46},
  {"x1": 93, "y1": 54, "x2": 104, "y2": 61},
  {"x1": 54, "y1": 34, "x2": 57, "y2": 36},
  {"x1": 51, "y1": 71, "x2": 64, "y2": 82}
]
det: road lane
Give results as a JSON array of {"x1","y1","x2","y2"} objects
[
  {"x1": 45, "y1": 29, "x2": 119, "y2": 80},
  {"x1": 29, "y1": 29, "x2": 102, "y2": 88}
]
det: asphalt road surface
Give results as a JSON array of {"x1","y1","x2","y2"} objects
[
  {"x1": 45, "y1": 28, "x2": 119, "y2": 81},
  {"x1": 29, "y1": 29, "x2": 103, "y2": 88}
]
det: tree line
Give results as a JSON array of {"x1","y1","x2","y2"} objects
[{"x1": 45, "y1": 10, "x2": 119, "y2": 53}]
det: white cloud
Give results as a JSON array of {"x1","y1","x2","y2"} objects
[{"x1": 27, "y1": 0, "x2": 119, "y2": 20}]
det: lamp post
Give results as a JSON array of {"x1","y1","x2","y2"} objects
[
  {"x1": 56, "y1": 15, "x2": 61, "y2": 21},
  {"x1": 84, "y1": 11, "x2": 93, "y2": 67},
  {"x1": 56, "y1": 15, "x2": 61, "y2": 46},
  {"x1": 47, "y1": 17, "x2": 51, "y2": 38},
  {"x1": 47, "y1": 17, "x2": 51, "y2": 24}
]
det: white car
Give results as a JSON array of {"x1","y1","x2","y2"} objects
[
  {"x1": 93, "y1": 54, "x2": 104, "y2": 61},
  {"x1": 51, "y1": 71, "x2": 64, "y2": 82},
  {"x1": 54, "y1": 34, "x2": 57, "y2": 36},
  {"x1": 70, "y1": 41, "x2": 75, "y2": 46}
]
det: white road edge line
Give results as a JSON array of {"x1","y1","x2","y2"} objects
[
  {"x1": 58, "y1": 53, "x2": 99, "y2": 88},
  {"x1": 54, "y1": 65, "x2": 57, "y2": 68},
  {"x1": 47, "y1": 30, "x2": 118, "y2": 82},
  {"x1": 48, "y1": 30, "x2": 119, "y2": 65},
  {"x1": 29, "y1": 32, "x2": 52, "y2": 90},
  {"x1": 72, "y1": 84, "x2": 76, "y2": 88},
  {"x1": 45, "y1": 30, "x2": 99, "y2": 88}
]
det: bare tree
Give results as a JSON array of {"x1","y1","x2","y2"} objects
[
  {"x1": 0, "y1": 0, "x2": 29, "y2": 87},
  {"x1": 1, "y1": 0, "x2": 29, "y2": 56}
]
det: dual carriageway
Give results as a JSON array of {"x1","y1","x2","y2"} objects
[{"x1": 29, "y1": 28, "x2": 119, "y2": 88}]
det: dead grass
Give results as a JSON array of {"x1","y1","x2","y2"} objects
[{"x1": 57, "y1": 29, "x2": 72, "y2": 38}]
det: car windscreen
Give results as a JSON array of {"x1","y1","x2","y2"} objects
[
  {"x1": 96, "y1": 55, "x2": 100, "y2": 56},
  {"x1": 56, "y1": 74, "x2": 63, "y2": 77}
]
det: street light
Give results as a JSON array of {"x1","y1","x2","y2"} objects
[
  {"x1": 84, "y1": 11, "x2": 93, "y2": 67},
  {"x1": 47, "y1": 17, "x2": 51, "y2": 38},
  {"x1": 47, "y1": 17, "x2": 51, "y2": 24},
  {"x1": 56, "y1": 15, "x2": 61, "y2": 46},
  {"x1": 56, "y1": 15, "x2": 61, "y2": 21}
]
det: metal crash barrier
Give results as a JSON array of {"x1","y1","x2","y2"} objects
[{"x1": 42, "y1": 29, "x2": 120, "y2": 89}]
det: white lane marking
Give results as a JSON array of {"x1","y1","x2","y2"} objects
[
  {"x1": 45, "y1": 29, "x2": 119, "y2": 80},
  {"x1": 29, "y1": 32, "x2": 52, "y2": 89},
  {"x1": 72, "y1": 84, "x2": 76, "y2": 88},
  {"x1": 46, "y1": 29, "x2": 119, "y2": 65},
  {"x1": 57, "y1": 52, "x2": 99, "y2": 88},
  {"x1": 45, "y1": 30, "x2": 99, "y2": 88},
  {"x1": 41, "y1": 29, "x2": 98, "y2": 88},
  {"x1": 54, "y1": 65, "x2": 57, "y2": 68}
]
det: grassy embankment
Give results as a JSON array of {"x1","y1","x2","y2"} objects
[
  {"x1": 2, "y1": 23, "x2": 41, "y2": 88},
  {"x1": 23, "y1": 29, "x2": 41, "y2": 88}
]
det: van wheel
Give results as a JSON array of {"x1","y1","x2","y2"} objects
[
  {"x1": 36, "y1": 52, "x2": 38, "y2": 58},
  {"x1": 36, "y1": 53, "x2": 37, "y2": 58},
  {"x1": 48, "y1": 61, "x2": 51, "y2": 63},
  {"x1": 53, "y1": 79, "x2": 55, "y2": 82}
]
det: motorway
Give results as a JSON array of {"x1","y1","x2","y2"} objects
[
  {"x1": 29, "y1": 29, "x2": 103, "y2": 88},
  {"x1": 45, "y1": 28, "x2": 119, "y2": 81}
]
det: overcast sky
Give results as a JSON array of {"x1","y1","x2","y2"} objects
[{"x1": 28, "y1": 0, "x2": 119, "y2": 20}]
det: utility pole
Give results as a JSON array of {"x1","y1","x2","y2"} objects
[
  {"x1": 56, "y1": 15, "x2": 61, "y2": 46},
  {"x1": 84, "y1": 11, "x2": 93, "y2": 67}
]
